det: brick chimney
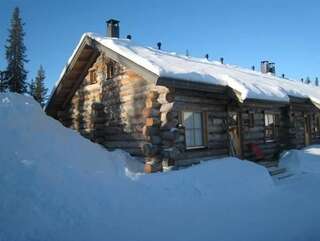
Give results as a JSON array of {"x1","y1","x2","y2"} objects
[
  {"x1": 106, "y1": 19, "x2": 120, "y2": 38},
  {"x1": 261, "y1": 61, "x2": 275, "y2": 75}
]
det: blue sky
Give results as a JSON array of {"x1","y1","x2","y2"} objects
[{"x1": 0, "y1": 0, "x2": 319, "y2": 91}]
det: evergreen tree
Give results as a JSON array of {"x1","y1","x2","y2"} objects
[
  {"x1": 32, "y1": 65, "x2": 48, "y2": 107},
  {"x1": 5, "y1": 7, "x2": 28, "y2": 93},
  {"x1": 29, "y1": 78, "x2": 35, "y2": 95},
  {"x1": 0, "y1": 71, "x2": 8, "y2": 92}
]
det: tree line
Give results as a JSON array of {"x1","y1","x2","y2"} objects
[{"x1": 0, "y1": 7, "x2": 47, "y2": 107}]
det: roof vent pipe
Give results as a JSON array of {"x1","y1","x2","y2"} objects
[{"x1": 106, "y1": 19, "x2": 120, "y2": 38}]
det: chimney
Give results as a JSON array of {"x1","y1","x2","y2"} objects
[
  {"x1": 261, "y1": 61, "x2": 275, "y2": 75},
  {"x1": 106, "y1": 19, "x2": 120, "y2": 38}
]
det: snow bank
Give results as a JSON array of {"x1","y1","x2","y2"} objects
[
  {"x1": 279, "y1": 145, "x2": 320, "y2": 174},
  {"x1": 2, "y1": 93, "x2": 320, "y2": 241}
]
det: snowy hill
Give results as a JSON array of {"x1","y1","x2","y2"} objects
[{"x1": 1, "y1": 93, "x2": 320, "y2": 241}]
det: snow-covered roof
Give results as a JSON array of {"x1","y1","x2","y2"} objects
[{"x1": 49, "y1": 32, "x2": 320, "y2": 108}]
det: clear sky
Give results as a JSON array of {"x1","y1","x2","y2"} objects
[{"x1": 0, "y1": 0, "x2": 319, "y2": 91}]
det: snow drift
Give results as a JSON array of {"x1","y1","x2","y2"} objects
[
  {"x1": 1, "y1": 93, "x2": 320, "y2": 241},
  {"x1": 280, "y1": 146, "x2": 320, "y2": 174}
]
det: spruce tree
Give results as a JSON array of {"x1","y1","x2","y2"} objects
[
  {"x1": 0, "y1": 71, "x2": 8, "y2": 92},
  {"x1": 29, "y1": 78, "x2": 35, "y2": 95},
  {"x1": 32, "y1": 65, "x2": 48, "y2": 107},
  {"x1": 5, "y1": 7, "x2": 28, "y2": 93}
]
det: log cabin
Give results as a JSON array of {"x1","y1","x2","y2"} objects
[{"x1": 45, "y1": 19, "x2": 320, "y2": 173}]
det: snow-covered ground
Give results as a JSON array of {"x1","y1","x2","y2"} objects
[{"x1": 1, "y1": 93, "x2": 320, "y2": 241}]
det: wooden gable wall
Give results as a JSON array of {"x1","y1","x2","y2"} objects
[{"x1": 57, "y1": 53, "x2": 159, "y2": 156}]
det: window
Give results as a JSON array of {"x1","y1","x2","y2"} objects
[
  {"x1": 89, "y1": 69, "x2": 97, "y2": 84},
  {"x1": 315, "y1": 115, "x2": 320, "y2": 137},
  {"x1": 107, "y1": 62, "x2": 114, "y2": 79},
  {"x1": 183, "y1": 112, "x2": 204, "y2": 148},
  {"x1": 264, "y1": 113, "x2": 279, "y2": 141},
  {"x1": 249, "y1": 112, "x2": 255, "y2": 128},
  {"x1": 228, "y1": 112, "x2": 238, "y2": 128}
]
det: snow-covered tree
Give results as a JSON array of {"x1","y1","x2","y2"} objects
[
  {"x1": 5, "y1": 7, "x2": 28, "y2": 93},
  {"x1": 31, "y1": 65, "x2": 48, "y2": 107}
]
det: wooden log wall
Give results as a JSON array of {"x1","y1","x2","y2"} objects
[
  {"x1": 58, "y1": 53, "x2": 157, "y2": 157},
  {"x1": 288, "y1": 101, "x2": 320, "y2": 148},
  {"x1": 240, "y1": 103, "x2": 283, "y2": 162},
  {"x1": 169, "y1": 88, "x2": 230, "y2": 165},
  {"x1": 57, "y1": 54, "x2": 107, "y2": 144}
]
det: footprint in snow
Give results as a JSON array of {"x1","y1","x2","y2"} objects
[{"x1": 20, "y1": 159, "x2": 34, "y2": 166}]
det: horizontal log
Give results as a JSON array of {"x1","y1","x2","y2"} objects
[
  {"x1": 144, "y1": 162, "x2": 162, "y2": 173},
  {"x1": 176, "y1": 148, "x2": 229, "y2": 160},
  {"x1": 147, "y1": 90, "x2": 160, "y2": 101},
  {"x1": 149, "y1": 135, "x2": 162, "y2": 145},
  {"x1": 145, "y1": 156, "x2": 162, "y2": 164},
  {"x1": 160, "y1": 103, "x2": 174, "y2": 113},
  {"x1": 145, "y1": 117, "x2": 161, "y2": 127},
  {"x1": 158, "y1": 92, "x2": 174, "y2": 104},
  {"x1": 103, "y1": 141, "x2": 146, "y2": 149},
  {"x1": 173, "y1": 102, "x2": 226, "y2": 112},
  {"x1": 161, "y1": 147, "x2": 180, "y2": 159},
  {"x1": 142, "y1": 108, "x2": 160, "y2": 118},
  {"x1": 161, "y1": 120, "x2": 179, "y2": 130},
  {"x1": 161, "y1": 111, "x2": 178, "y2": 122},
  {"x1": 142, "y1": 126, "x2": 160, "y2": 137},
  {"x1": 174, "y1": 95, "x2": 227, "y2": 105},
  {"x1": 161, "y1": 130, "x2": 179, "y2": 141},
  {"x1": 145, "y1": 99, "x2": 161, "y2": 109},
  {"x1": 142, "y1": 143, "x2": 159, "y2": 157}
]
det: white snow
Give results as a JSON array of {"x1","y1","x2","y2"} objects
[
  {"x1": 280, "y1": 145, "x2": 320, "y2": 174},
  {"x1": 2, "y1": 93, "x2": 320, "y2": 241},
  {"x1": 49, "y1": 32, "x2": 320, "y2": 107}
]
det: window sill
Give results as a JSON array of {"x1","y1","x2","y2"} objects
[
  {"x1": 186, "y1": 146, "x2": 206, "y2": 151},
  {"x1": 265, "y1": 139, "x2": 276, "y2": 143}
]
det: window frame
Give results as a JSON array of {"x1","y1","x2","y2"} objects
[
  {"x1": 107, "y1": 62, "x2": 115, "y2": 79},
  {"x1": 264, "y1": 112, "x2": 279, "y2": 142},
  {"x1": 182, "y1": 111, "x2": 206, "y2": 150},
  {"x1": 249, "y1": 111, "x2": 255, "y2": 128},
  {"x1": 314, "y1": 114, "x2": 320, "y2": 137},
  {"x1": 88, "y1": 69, "x2": 97, "y2": 84}
]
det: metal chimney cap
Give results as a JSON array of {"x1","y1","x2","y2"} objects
[{"x1": 106, "y1": 19, "x2": 120, "y2": 24}]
